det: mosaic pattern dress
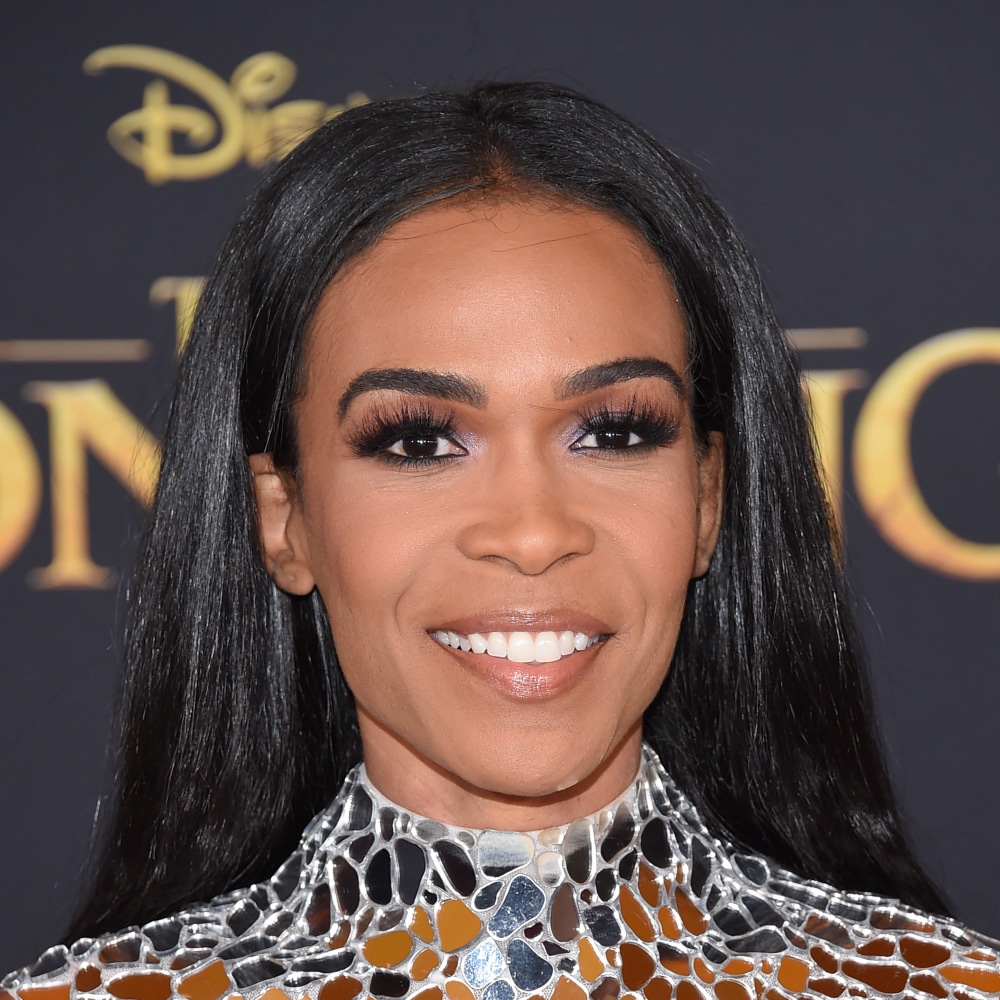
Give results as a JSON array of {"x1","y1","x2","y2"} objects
[{"x1": 5, "y1": 746, "x2": 999, "y2": 1000}]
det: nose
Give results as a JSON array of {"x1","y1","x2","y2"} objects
[{"x1": 455, "y1": 454, "x2": 597, "y2": 576}]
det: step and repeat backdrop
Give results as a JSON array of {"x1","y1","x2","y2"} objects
[{"x1": 2, "y1": 0, "x2": 998, "y2": 972}]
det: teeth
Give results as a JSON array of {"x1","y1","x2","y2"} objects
[{"x1": 431, "y1": 628, "x2": 602, "y2": 663}]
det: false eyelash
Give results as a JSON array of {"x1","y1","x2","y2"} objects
[
  {"x1": 576, "y1": 397, "x2": 682, "y2": 452},
  {"x1": 347, "y1": 400, "x2": 460, "y2": 460}
]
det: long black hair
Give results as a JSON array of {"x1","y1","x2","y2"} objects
[{"x1": 68, "y1": 82, "x2": 947, "y2": 940}]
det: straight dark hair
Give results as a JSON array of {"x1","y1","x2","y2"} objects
[{"x1": 68, "y1": 82, "x2": 947, "y2": 941}]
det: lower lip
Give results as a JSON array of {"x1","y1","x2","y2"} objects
[{"x1": 433, "y1": 639, "x2": 607, "y2": 700}]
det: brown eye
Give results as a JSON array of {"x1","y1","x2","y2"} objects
[
  {"x1": 574, "y1": 428, "x2": 643, "y2": 450},
  {"x1": 386, "y1": 434, "x2": 463, "y2": 459}
]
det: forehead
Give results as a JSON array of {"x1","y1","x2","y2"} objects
[{"x1": 305, "y1": 197, "x2": 687, "y2": 384}]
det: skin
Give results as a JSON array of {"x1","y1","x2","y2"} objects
[{"x1": 251, "y1": 196, "x2": 724, "y2": 831}]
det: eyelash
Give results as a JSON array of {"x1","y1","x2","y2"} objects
[{"x1": 347, "y1": 397, "x2": 681, "y2": 468}]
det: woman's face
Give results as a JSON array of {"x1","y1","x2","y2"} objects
[{"x1": 253, "y1": 197, "x2": 723, "y2": 829}]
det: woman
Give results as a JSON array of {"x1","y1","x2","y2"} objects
[{"x1": 5, "y1": 83, "x2": 997, "y2": 1000}]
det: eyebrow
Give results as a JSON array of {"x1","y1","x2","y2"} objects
[
  {"x1": 556, "y1": 356, "x2": 687, "y2": 401},
  {"x1": 337, "y1": 355, "x2": 687, "y2": 421},
  {"x1": 338, "y1": 368, "x2": 488, "y2": 420}
]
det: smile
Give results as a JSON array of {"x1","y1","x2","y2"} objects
[{"x1": 431, "y1": 629, "x2": 604, "y2": 663}]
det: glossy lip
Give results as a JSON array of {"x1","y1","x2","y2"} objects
[
  {"x1": 427, "y1": 609, "x2": 614, "y2": 701},
  {"x1": 431, "y1": 608, "x2": 614, "y2": 636}
]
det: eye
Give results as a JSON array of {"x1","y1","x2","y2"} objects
[
  {"x1": 386, "y1": 434, "x2": 464, "y2": 460},
  {"x1": 574, "y1": 428, "x2": 643, "y2": 450},
  {"x1": 570, "y1": 401, "x2": 681, "y2": 454}
]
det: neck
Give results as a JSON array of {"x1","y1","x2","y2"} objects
[{"x1": 358, "y1": 715, "x2": 644, "y2": 831}]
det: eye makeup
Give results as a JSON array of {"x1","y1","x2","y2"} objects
[{"x1": 346, "y1": 391, "x2": 683, "y2": 469}]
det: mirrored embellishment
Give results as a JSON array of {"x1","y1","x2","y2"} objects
[
  {"x1": 600, "y1": 803, "x2": 635, "y2": 862},
  {"x1": 583, "y1": 905, "x2": 622, "y2": 946},
  {"x1": 488, "y1": 876, "x2": 545, "y2": 938},
  {"x1": 479, "y1": 830, "x2": 535, "y2": 877},
  {"x1": 369, "y1": 971, "x2": 410, "y2": 997},
  {"x1": 347, "y1": 787, "x2": 374, "y2": 831},
  {"x1": 538, "y1": 850, "x2": 564, "y2": 886},
  {"x1": 463, "y1": 939, "x2": 505, "y2": 988},
  {"x1": 508, "y1": 939, "x2": 554, "y2": 990},
  {"x1": 332, "y1": 856, "x2": 360, "y2": 915},
  {"x1": 380, "y1": 808, "x2": 395, "y2": 841},
  {"x1": 434, "y1": 840, "x2": 477, "y2": 897},
  {"x1": 565, "y1": 819, "x2": 596, "y2": 884},
  {"x1": 366, "y1": 848, "x2": 393, "y2": 905},
  {"x1": 474, "y1": 882, "x2": 504, "y2": 910},
  {"x1": 482, "y1": 982, "x2": 515, "y2": 1000},
  {"x1": 350, "y1": 832, "x2": 375, "y2": 863},
  {"x1": 550, "y1": 883, "x2": 580, "y2": 942}
]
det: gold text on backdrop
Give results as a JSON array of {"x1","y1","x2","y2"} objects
[{"x1": 83, "y1": 46, "x2": 369, "y2": 183}]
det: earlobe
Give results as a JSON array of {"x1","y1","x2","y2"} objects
[
  {"x1": 248, "y1": 453, "x2": 316, "y2": 596},
  {"x1": 693, "y1": 432, "x2": 725, "y2": 578}
]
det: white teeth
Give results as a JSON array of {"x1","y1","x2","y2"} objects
[
  {"x1": 507, "y1": 632, "x2": 535, "y2": 663},
  {"x1": 534, "y1": 631, "x2": 561, "y2": 663},
  {"x1": 486, "y1": 632, "x2": 508, "y2": 657},
  {"x1": 432, "y1": 627, "x2": 604, "y2": 663}
]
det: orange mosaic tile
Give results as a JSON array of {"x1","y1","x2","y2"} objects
[
  {"x1": 856, "y1": 937, "x2": 895, "y2": 958},
  {"x1": 908, "y1": 975, "x2": 947, "y2": 999},
  {"x1": 409, "y1": 906, "x2": 435, "y2": 944},
  {"x1": 550, "y1": 975, "x2": 586, "y2": 1000},
  {"x1": 177, "y1": 960, "x2": 230, "y2": 1000},
  {"x1": 637, "y1": 863, "x2": 660, "y2": 907},
  {"x1": 410, "y1": 989, "x2": 442, "y2": 1000},
  {"x1": 941, "y1": 963, "x2": 1000, "y2": 992},
  {"x1": 410, "y1": 949, "x2": 440, "y2": 981},
  {"x1": 674, "y1": 888, "x2": 708, "y2": 935},
  {"x1": 256, "y1": 990, "x2": 289, "y2": 1000},
  {"x1": 713, "y1": 982, "x2": 751, "y2": 1000},
  {"x1": 692, "y1": 957, "x2": 714, "y2": 985},
  {"x1": 806, "y1": 976, "x2": 846, "y2": 998},
  {"x1": 317, "y1": 976, "x2": 362, "y2": 1000},
  {"x1": 776, "y1": 957, "x2": 808, "y2": 993},
  {"x1": 577, "y1": 938, "x2": 604, "y2": 982},
  {"x1": 441, "y1": 955, "x2": 459, "y2": 978},
  {"x1": 656, "y1": 906, "x2": 681, "y2": 940},
  {"x1": 74, "y1": 968, "x2": 101, "y2": 993},
  {"x1": 644, "y1": 976, "x2": 673, "y2": 1000},
  {"x1": 106, "y1": 973, "x2": 173, "y2": 1000},
  {"x1": 363, "y1": 929, "x2": 414, "y2": 968},
  {"x1": 675, "y1": 980, "x2": 708, "y2": 1000},
  {"x1": 721, "y1": 960, "x2": 753, "y2": 976},
  {"x1": 436, "y1": 899, "x2": 481, "y2": 952},
  {"x1": 444, "y1": 981, "x2": 474, "y2": 1000},
  {"x1": 620, "y1": 943, "x2": 656, "y2": 991},
  {"x1": 620, "y1": 886, "x2": 656, "y2": 942},
  {"x1": 18, "y1": 986, "x2": 69, "y2": 1000},
  {"x1": 841, "y1": 957, "x2": 909, "y2": 994}
]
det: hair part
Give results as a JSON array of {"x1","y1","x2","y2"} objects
[{"x1": 68, "y1": 82, "x2": 946, "y2": 940}]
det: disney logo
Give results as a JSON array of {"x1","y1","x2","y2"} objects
[{"x1": 83, "y1": 45, "x2": 369, "y2": 184}]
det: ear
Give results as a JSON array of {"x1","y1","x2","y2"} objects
[
  {"x1": 692, "y1": 431, "x2": 725, "y2": 578},
  {"x1": 248, "y1": 453, "x2": 316, "y2": 596}
]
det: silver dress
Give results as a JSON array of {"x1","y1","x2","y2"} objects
[{"x1": 5, "y1": 746, "x2": 998, "y2": 1000}]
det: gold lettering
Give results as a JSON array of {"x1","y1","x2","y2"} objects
[
  {"x1": 853, "y1": 329, "x2": 1000, "y2": 580},
  {"x1": 23, "y1": 380, "x2": 160, "y2": 589},
  {"x1": 150, "y1": 276, "x2": 205, "y2": 352},
  {"x1": 84, "y1": 45, "x2": 368, "y2": 183},
  {"x1": 0, "y1": 402, "x2": 42, "y2": 573},
  {"x1": 801, "y1": 368, "x2": 868, "y2": 528}
]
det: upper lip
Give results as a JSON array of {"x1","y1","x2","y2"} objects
[{"x1": 431, "y1": 609, "x2": 614, "y2": 636}]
